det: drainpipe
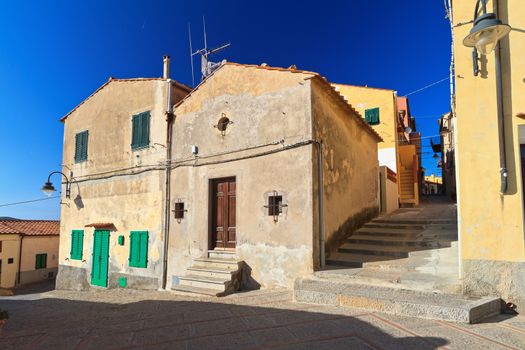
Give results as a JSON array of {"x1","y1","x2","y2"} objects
[
  {"x1": 161, "y1": 69, "x2": 173, "y2": 289},
  {"x1": 17, "y1": 234, "x2": 23, "y2": 285},
  {"x1": 494, "y1": 18, "x2": 507, "y2": 194},
  {"x1": 313, "y1": 140, "x2": 325, "y2": 268}
]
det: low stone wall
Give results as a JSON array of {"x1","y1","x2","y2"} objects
[
  {"x1": 18, "y1": 268, "x2": 58, "y2": 285},
  {"x1": 109, "y1": 273, "x2": 159, "y2": 290},
  {"x1": 55, "y1": 265, "x2": 91, "y2": 291},
  {"x1": 324, "y1": 205, "x2": 379, "y2": 256},
  {"x1": 463, "y1": 259, "x2": 525, "y2": 312}
]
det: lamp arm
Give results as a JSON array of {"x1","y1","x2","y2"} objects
[
  {"x1": 46, "y1": 171, "x2": 70, "y2": 184},
  {"x1": 474, "y1": 0, "x2": 488, "y2": 20}
]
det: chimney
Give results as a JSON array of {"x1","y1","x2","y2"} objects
[{"x1": 163, "y1": 55, "x2": 170, "y2": 79}]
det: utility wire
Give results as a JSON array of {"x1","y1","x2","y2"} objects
[
  {"x1": 0, "y1": 195, "x2": 61, "y2": 208},
  {"x1": 403, "y1": 77, "x2": 450, "y2": 96}
]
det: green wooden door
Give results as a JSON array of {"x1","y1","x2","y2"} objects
[{"x1": 91, "y1": 230, "x2": 110, "y2": 287}]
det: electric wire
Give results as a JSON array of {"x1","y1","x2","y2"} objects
[{"x1": 0, "y1": 196, "x2": 61, "y2": 208}]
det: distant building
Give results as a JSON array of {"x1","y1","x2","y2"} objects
[
  {"x1": 422, "y1": 174, "x2": 443, "y2": 195},
  {"x1": 332, "y1": 85, "x2": 421, "y2": 210},
  {"x1": 0, "y1": 219, "x2": 59, "y2": 288},
  {"x1": 439, "y1": 112, "x2": 456, "y2": 199}
]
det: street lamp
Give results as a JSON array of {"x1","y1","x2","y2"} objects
[
  {"x1": 41, "y1": 171, "x2": 72, "y2": 199},
  {"x1": 463, "y1": 0, "x2": 511, "y2": 55}
]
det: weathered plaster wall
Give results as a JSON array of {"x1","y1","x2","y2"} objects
[
  {"x1": 168, "y1": 65, "x2": 315, "y2": 289},
  {"x1": 453, "y1": 0, "x2": 525, "y2": 307},
  {"x1": 57, "y1": 79, "x2": 187, "y2": 290},
  {"x1": 0, "y1": 234, "x2": 20, "y2": 288},
  {"x1": 312, "y1": 80, "x2": 380, "y2": 256},
  {"x1": 379, "y1": 166, "x2": 399, "y2": 214}
]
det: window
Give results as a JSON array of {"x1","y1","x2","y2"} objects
[
  {"x1": 174, "y1": 202, "x2": 185, "y2": 220},
  {"x1": 365, "y1": 107, "x2": 380, "y2": 125},
  {"x1": 0, "y1": 241, "x2": 2, "y2": 253},
  {"x1": 268, "y1": 195, "x2": 283, "y2": 216},
  {"x1": 131, "y1": 111, "x2": 150, "y2": 149},
  {"x1": 74, "y1": 130, "x2": 89, "y2": 162},
  {"x1": 70, "y1": 230, "x2": 84, "y2": 260},
  {"x1": 129, "y1": 231, "x2": 148, "y2": 268},
  {"x1": 35, "y1": 254, "x2": 47, "y2": 269},
  {"x1": 8, "y1": 258, "x2": 13, "y2": 264}
]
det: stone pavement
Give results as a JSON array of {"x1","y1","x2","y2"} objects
[{"x1": 1, "y1": 288, "x2": 525, "y2": 349}]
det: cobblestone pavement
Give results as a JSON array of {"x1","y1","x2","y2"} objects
[{"x1": 1, "y1": 288, "x2": 525, "y2": 349}]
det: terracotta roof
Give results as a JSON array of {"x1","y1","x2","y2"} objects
[
  {"x1": 60, "y1": 78, "x2": 192, "y2": 122},
  {"x1": 0, "y1": 220, "x2": 60, "y2": 236},
  {"x1": 175, "y1": 62, "x2": 382, "y2": 142}
]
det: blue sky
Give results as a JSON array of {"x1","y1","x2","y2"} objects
[{"x1": 0, "y1": 1, "x2": 450, "y2": 219}]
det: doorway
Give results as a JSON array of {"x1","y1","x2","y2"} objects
[
  {"x1": 209, "y1": 177, "x2": 236, "y2": 250},
  {"x1": 91, "y1": 229, "x2": 110, "y2": 287}
]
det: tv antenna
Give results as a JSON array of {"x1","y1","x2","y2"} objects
[{"x1": 188, "y1": 16, "x2": 230, "y2": 86}]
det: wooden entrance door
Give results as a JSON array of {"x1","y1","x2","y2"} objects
[
  {"x1": 91, "y1": 229, "x2": 110, "y2": 287},
  {"x1": 210, "y1": 177, "x2": 236, "y2": 249}
]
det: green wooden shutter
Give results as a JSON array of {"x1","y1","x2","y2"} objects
[
  {"x1": 129, "y1": 231, "x2": 148, "y2": 268},
  {"x1": 131, "y1": 115, "x2": 140, "y2": 148},
  {"x1": 82, "y1": 131, "x2": 88, "y2": 160},
  {"x1": 71, "y1": 230, "x2": 84, "y2": 260},
  {"x1": 74, "y1": 133, "x2": 82, "y2": 162},
  {"x1": 365, "y1": 108, "x2": 380, "y2": 125},
  {"x1": 131, "y1": 112, "x2": 150, "y2": 149}
]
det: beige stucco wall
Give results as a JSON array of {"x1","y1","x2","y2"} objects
[
  {"x1": 0, "y1": 234, "x2": 20, "y2": 288},
  {"x1": 332, "y1": 84, "x2": 398, "y2": 172},
  {"x1": 168, "y1": 65, "x2": 315, "y2": 289},
  {"x1": 312, "y1": 80, "x2": 380, "y2": 255},
  {"x1": 453, "y1": 0, "x2": 525, "y2": 306},
  {"x1": 58, "y1": 79, "x2": 188, "y2": 289},
  {"x1": 379, "y1": 166, "x2": 399, "y2": 214},
  {"x1": 19, "y1": 236, "x2": 59, "y2": 284}
]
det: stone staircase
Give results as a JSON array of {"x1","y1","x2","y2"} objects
[
  {"x1": 294, "y1": 202, "x2": 502, "y2": 323},
  {"x1": 172, "y1": 250, "x2": 244, "y2": 297}
]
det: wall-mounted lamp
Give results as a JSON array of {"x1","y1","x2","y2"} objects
[
  {"x1": 41, "y1": 171, "x2": 72, "y2": 199},
  {"x1": 172, "y1": 199, "x2": 187, "y2": 223},
  {"x1": 463, "y1": 0, "x2": 511, "y2": 75}
]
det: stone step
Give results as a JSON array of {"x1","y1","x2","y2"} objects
[
  {"x1": 373, "y1": 219, "x2": 457, "y2": 225},
  {"x1": 355, "y1": 228, "x2": 415, "y2": 238},
  {"x1": 347, "y1": 235, "x2": 440, "y2": 248},
  {"x1": 338, "y1": 243, "x2": 414, "y2": 258},
  {"x1": 186, "y1": 266, "x2": 234, "y2": 279},
  {"x1": 179, "y1": 274, "x2": 228, "y2": 291},
  {"x1": 208, "y1": 249, "x2": 238, "y2": 260},
  {"x1": 294, "y1": 278, "x2": 501, "y2": 323},
  {"x1": 171, "y1": 284, "x2": 221, "y2": 297},
  {"x1": 326, "y1": 252, "x2": 398, "y2": 268},
  {"x1": 364, "y1": 222, "x2": 426, "y2": 230},
  {"x1": 193, "y1": 257, "x2": 240, "y2": 270}
]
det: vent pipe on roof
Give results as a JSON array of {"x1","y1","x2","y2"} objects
[{"x1": 163, "y1": 55, "x2": 170, "y2": 79}]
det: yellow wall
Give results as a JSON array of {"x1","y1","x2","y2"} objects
[
  {"x1": 0, "y1": 234, "x2": 21, "y2": 288},
  {"x1": 332, "y1": 84, "x2": 398, "y2": 172},
  {"x1": 453, "y1": 0, "x2": 525, "y2": 262}
]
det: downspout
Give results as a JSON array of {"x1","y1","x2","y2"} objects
[
  {"x1": 313, "y1": 140, "x2": 325, "y2": 268},
  {"x1": 495, "y1": 0, "x2": 507, "y2": 194},
  {"x1": 161, "y1": 78, "x2": 173, "y2": 289},
  {"x1": 17, "y1": 234, "x2": 23, "y2": 285}
]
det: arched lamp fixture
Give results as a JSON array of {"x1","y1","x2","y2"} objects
[
  {"x1": 462, "y1": 0, "x2": 511, "y2": 55},
  {"x1": 41, "y1": 171, "x2": 72, "y2": 199}
]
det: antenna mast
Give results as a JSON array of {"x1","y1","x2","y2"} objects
[{"x1": 189, "y1": 16, "x2": 231, "y2": 82}]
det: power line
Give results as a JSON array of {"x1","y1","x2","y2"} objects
[
  {"x1": 0, "y1": 196, "x2": 61, "y2": 208},
  {"x1": 403, "y1": 77, "x2": 450, "y2": 96}
]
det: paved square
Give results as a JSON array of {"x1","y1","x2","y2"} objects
[{"x1": 1, "y1": 288, "x2": 525, "y2": 349}]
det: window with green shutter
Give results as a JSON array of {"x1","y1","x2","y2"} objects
[
  {"x1": 35, "y1": 253, "x2": 47, "y2": 269},
  {"x1": 74, "y1": 130, "x2": 89, "y2": 162},
  {"x1": 131, "y1": 111, "x2": 150, "y2": 149},
  {"x1": 129, "y1": 231, "x2": 148, "y2": 268},
  {"x1": 70, "y1": 230, "x2": 84, "y2": 260},
  {"x1": 365, "y1": 108, "x2": 380, "y2": 125}
]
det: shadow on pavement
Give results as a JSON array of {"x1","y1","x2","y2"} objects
[{"x1": 0, "y1": 293, "x2": 448, "y2": 349}]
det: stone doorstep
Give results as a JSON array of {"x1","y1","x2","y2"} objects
[{"x1": 293, "y1": 278, "x2": 501, "y2": 324}]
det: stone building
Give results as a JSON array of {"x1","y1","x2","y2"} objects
[
  {"x1": 0, "y1": 219, "x2": 59, "y2": 288},
  {"x1": 55, "y1": 60, "x2": 381, "y2": 293}
]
